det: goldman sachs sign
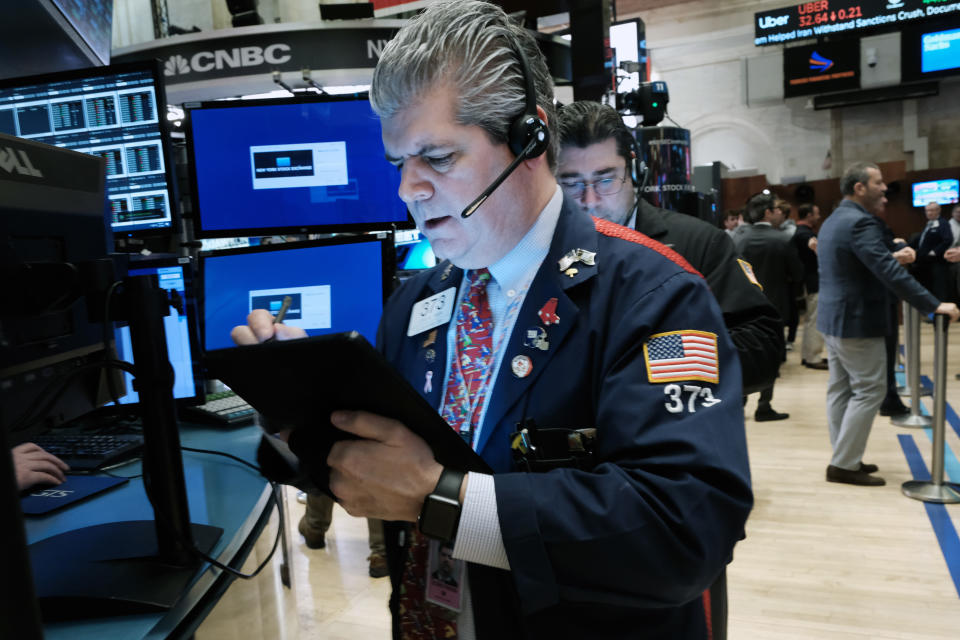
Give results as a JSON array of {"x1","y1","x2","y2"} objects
[{"x1": 754, "y1": 0, "x2": 960, "y2": 46}]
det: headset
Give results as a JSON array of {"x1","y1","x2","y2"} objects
[
  {"x1": 621, "y1": 131, "x2": 650, "y2": 228},
  {"x1": 460, "y1": 41, "x2": 551, "y2": 218}
]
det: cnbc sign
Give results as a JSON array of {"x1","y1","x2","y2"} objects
[
  {"x1": 113, "y1": 26, "x2": 400, "y2": 83},
  {"x1": 163, "y1": 44, "x2": 292, "y2": 76}
]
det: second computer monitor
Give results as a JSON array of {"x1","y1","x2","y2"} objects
[
  {"x1": 186, "y1": 95, "x2": 409, "y2": 238},
  {"x1": 200, "y1": 236, "x2": 393, "y2": 352}
]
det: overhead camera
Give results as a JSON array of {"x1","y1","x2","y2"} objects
[{"x1": 615, "y1": 80, "x2": 670, "y2": 127}]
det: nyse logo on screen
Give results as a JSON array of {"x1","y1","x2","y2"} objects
[
  {"x1": 759, "y1": 14, "x2": 790, "y2": 29},
  {"x1": 164, "y1": 44, "x2": 293, "y2": 77}
]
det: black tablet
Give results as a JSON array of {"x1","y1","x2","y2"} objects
[{"x1": 204, "y1": 332, "x2": 490, "y2": 475}]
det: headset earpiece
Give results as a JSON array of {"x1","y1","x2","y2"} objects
[{"x1": 508, "y1": 44, "x2": 550, "y2": 160}]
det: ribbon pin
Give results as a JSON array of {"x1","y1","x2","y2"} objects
[{"x1": 424, "y1": 371, "x2": 433, "y2": 393}]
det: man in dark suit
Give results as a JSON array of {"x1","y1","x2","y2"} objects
[
  {"x1": 734, "y1": 193, "x2": 803, "y2": 421},
  {"x1": 818, "y1": 162, "x2": 959, "y2": 486},
  {"x1": 909, "y1": 201, "x2": 953, "y2": 301},
  {"x1": 792, "y1": 204, "x2": 827, "y2": 369}
]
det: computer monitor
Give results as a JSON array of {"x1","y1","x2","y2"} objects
[
  {"x1": 200, "y1": 236, "x2": 394, "y2": 352},
  {"x1": 0, "y1": 60, "x2": 179, "y2": 238},
  {"x1": 0, "y1": 132, "x2": 113, "y2": 435},
  {"x1": 108, "y1": 256, "x2": 204, "y2": 407},
  {"x1": 185, "y1": 95, "x2": 409, "y2": 238},
  {"x1": 903, "y1": 17, "x2": 960, "y2": 81},
  {"x1": 395, "y1": 229, "x2": 437, "y2": 271},
  {"x1": 912, "y1": 179, "x2": 959, "y2": 207}
]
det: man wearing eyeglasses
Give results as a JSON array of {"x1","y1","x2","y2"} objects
[
  {"x1": 557, "y1": 101, "x2": 784, "y2": 397},
  {"x1": 558, "y1": 101, "x2": 784, "y2": 640}
]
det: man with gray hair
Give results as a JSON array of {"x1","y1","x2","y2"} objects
[
  {"x1": 234, "y1": 2, "x2": 751, "y2": 638},
  {"x1": 818, "y1": 162, "x2": 959, "y2": 486}
]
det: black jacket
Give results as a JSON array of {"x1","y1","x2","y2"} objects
[
  {"x1": 792, "y1": 223, "x2": 819, "y2": 294},
  {"x1": 636, "y1": 199, "x2": 784, "y2": 395},
  {"x1": 733, "y1": 222, "x2": 804, "y2": 325}
]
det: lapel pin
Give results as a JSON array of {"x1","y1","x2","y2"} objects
[
  {"x1": 511, "y1": 355, "x2": 533, "y2": 378},
  {"x1": 423, "y1": 329, "x2": 437, "y2": 348},
  {"x1": 575, "y1": 248, "x2": 596, "y2": 266},
  {"x1": 538, "y1": 298, "x2": 560, "y2": 326},
  {"x1": 564, "y1": 267, "x2": 578, "y2": 278},
  {"x1": 559, "y1": 248, "x2": 598, "y2": 272},
  {"x1": 523, "y1": 326, "x2": 550, "y2": 351},
  {"x1": 424, "y1": 348, "x2": 436, "y2": 363},
  {"x1": 424, "y1": 371, "x2": 433, "y2": 393},
  {"x1": 440, "y1": 263, "x2": 453, "y2": 281}
]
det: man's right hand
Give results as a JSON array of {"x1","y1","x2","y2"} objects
[
  {"x1": 945, "y1": 247, "x2": 960, "y2": 263},
  {"x1": 935, "y1": 302, "x2": 960, "y2": 322},
  {"x1": 231, "y1": 309, "x2": 308, "y2": 345},
  {"x1": 893, "y1": 246, "x2": 916, "y2": 265}
]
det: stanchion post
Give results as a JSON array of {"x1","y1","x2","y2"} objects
[
  {"x1": 902, "y1": 314, "x2": 960, "y2": 503},
  {"x1": 896, "y1": 301, "x2": 909, "y2": 395},
  {"x1": 894, "y1": 305, "x2": 932, "y2": 427}
]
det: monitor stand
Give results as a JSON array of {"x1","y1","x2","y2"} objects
[{"x1": 28, "y1": 521, "x2": 222, "y2": 619}]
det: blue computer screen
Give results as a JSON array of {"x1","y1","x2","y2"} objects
[
  {"x1": 921, "y1": 28, "x2": 960, "y2": 74},
  {"x1": 202, "y1": 240, "x2": 385, "y2": 351},
  {"x1": 0, "y1": 65, "x2": 175, "y2": 234},
  {"x1": 395, "y1": 229, "x2": 437, "y2": 270},
  {"x1": 112, "y1": 264, "x2": 200, "y2": 404},
  {"x1": 188, "y1": 98, "x2": 407, "y2": 236},
  {"x1": 912, "y1": 179, "x2": 960, "y2": 207}
]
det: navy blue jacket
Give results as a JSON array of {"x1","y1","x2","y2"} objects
[
  {"x1": 910, "y1": 217, "x2": 953, "y2": 262},
  {"x1": 818, "y1": 199, "x2": 939, "y2": 338},
  {"x1": 378, "y1": 200, "x2": 753, "y2": 639}
]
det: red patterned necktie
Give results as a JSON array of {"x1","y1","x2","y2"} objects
[{"x1": 398, "y1": 268, "x2": 494, "y2": 639}]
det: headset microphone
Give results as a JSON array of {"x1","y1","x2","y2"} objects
[
  {"x1": 460, "y1": 41, "x2": 549, "y2": 219},
  {"x1": 461, "y1": 135, "x2": 545, "y2": 218}
]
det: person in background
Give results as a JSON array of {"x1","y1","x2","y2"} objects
[
  {"x1": 734, "y1": 193, "x2": 803, "y2": 421},
  {"x1": 793, "y1": 203, "x2": 827, "y2": 369},
  {"x1": 908, "y1": 201, "x2": 953, "y2": 301},
  {"x1": 722, "y1": 209, "x2": 744, "y2": 236},
  {"x1": 556, "y1": 99, "x2": 783, "y2": 639},
  {"x1": 817, "y1": 162, "x2": 959, "y2": 486}
]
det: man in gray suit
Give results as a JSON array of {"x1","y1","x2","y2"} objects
[{"x1": 818, "y1": 162, "x2": 960, "y2": 486}]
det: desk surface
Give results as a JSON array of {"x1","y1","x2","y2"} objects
[{"x1": 23, "y1": 422, "x2": 271, "y2": 640}]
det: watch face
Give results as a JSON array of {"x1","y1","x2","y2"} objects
[{"x1": 420, "y1": 495, "x2": 460, "y2": 541}]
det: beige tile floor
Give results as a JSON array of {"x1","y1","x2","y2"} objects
[{"x1": 203, "y1": 321, "x2": 960, "y2": 639}]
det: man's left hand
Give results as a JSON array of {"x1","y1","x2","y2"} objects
[{"x1": 327, "y1": 410, "x2": 443, "y2": 521}]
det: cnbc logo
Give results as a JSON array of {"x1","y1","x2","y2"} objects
[
  {"x1": 809, "y1": 51, "x2": 834, "y2": 73},
  {"x1": 163, "y1": 44, "x2": 293, "y2": 77}
]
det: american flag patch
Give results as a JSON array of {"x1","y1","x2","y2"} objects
[{"x1": 643, "y1": 330, "x2": 719, "y2": 384}]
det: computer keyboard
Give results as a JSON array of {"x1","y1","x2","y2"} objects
[
  {"x1": 182, "y1": 390, "x2": 256, "y2": 426},
  {"x1": 30, "y1": 433, "x2": 144, "y2": 472}
]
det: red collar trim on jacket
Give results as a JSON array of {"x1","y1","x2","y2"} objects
[{"x1": 592, "y1": 217, "x2": 703, "y2": 278}]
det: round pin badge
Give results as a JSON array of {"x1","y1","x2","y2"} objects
[
  {"x1": 424, "y1": 348, "x2": 436, "y2": 363},
  {"x1": 511, "y1": 355, "x2": 533, "y2": 378}
]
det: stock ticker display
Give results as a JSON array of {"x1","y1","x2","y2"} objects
[
  {"x1": 755, "y1": 0, "x2": 960, "y2": 46},
  {"x1": 0, "y1": 67, "x2": 174, "y2": 234}
]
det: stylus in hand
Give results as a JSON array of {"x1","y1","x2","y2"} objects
[{"x1": 263, "y1": 295, "x2": 292, "y2": 343}]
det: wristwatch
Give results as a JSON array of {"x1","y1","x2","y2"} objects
[{"x1": 418, "y1": 467, "x2": 465, "y2": 542}]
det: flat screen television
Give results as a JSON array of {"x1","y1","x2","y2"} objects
[
  {"x1": 108, "y1": 256, "x2": 204, "y2": 407},
  {"x1": 185, "y1": 95, "x2": 410, "y2": 238},
  {"x1": 199, "y1": 236, "x2": 394, "y2": 352},
  {"x1": 0, "y1": 60, "x2": 179, "y2": 238},
  {"x1": 912, "y1": 179, "x2": 960, "y2": 207},
  {"x1": 902, "y1": 17, "x2": 960, "y2": 81}
]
